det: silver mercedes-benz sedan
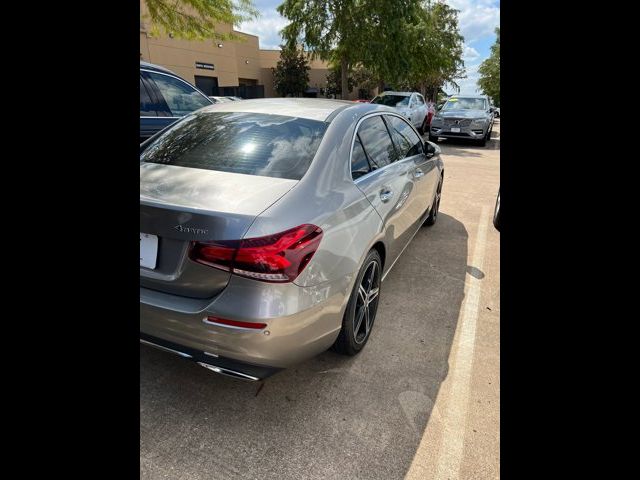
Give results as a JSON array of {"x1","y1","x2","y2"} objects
[{"x1": 140, "y1": 98, "x2": 444, "y2": 381}]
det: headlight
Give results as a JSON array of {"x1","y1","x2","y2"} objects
[
  {"x1": 431, "y1": 116, "x2": 443, "y2": 124},
  {"x1": 471, "y1": 118, "x2": 487, "y2": 126}
]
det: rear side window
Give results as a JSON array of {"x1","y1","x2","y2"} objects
[
  {"x1": 416, "y1": 95, "x2": 425, "y2": 105},
  {"x1": 146, "y1": 71, "x2": 212, "y2": 117},
  {"x1": 386, "y1": 115, "x2": 423, "y2": 159},
  {"x1": 141, "y1": 112, "x2": 328, "y2": 180},
  {"x1": 356, "y1": 116, "x2": 397, "y2": 169},
  {"x1": 351, "y1": 134, "x2": 372, "y2": 179},
  {"x1": 140, "y1": 77, "x2": 156, "y2": 116}
]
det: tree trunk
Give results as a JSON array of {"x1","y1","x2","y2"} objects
[
  {"x1": 378, "y1": 79, "x2": 385, "y2": 94},
  {"x1": 340, "y1": 56, "x2": 349, "y2": 100}
]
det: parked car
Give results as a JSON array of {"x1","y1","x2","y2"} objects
[
  {"x1": 355, "y1": 99, "x2": 371, "y2": 103},
  {"x1": 370, "y1": 91, "x2": 430, "y2": 134},
  {"x1": 493, "y1": 107, "x2": 500, "y2": 118},
  {"x1": 140, "y1": 61, "x2": 214, "y2": 143},
  {"x1": 209, "y1": 96, "x2": 233, "y2": 103},
  {"x1": 493, "y1": 188, "x2": 500, "y2": 231},
  {"x1": 140, "y1": 98, "x2": 444, "y2": 380},
  {"x1": 429, "y1": 95, "x2": 494, "y2": 146}
]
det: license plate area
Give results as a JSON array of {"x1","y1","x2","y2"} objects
[
  {"x1": 140, "y1": 233, "x2": 159, "y2": 269},
  {"x1": 451, "y1": 127, "x2": 461, "y2": 133}
]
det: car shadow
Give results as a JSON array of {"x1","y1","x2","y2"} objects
[{"x1": 140, "y1": 212, "x2": 468, "y2": 480}]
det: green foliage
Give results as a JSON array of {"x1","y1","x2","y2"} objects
[
  {"x1": 326, "y1": 64, "x2": 376, "y2": 98},
  {"x1": 272, "y1": 46, "x2": 311, "y2": 97},
  {"x1": 478, "y1": 27, "x2": 500, "y2": 106},
  {"x1": 144, "y1": 0, "x2": 258, "y2": 40},
  {"x1": 277, "y1": 0, "x2": 465, "y2": 99}
]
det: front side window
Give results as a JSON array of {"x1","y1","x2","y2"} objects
[
  {"x1": 415, "y1": 95, "x2": 425, "y2": 105},
  {"x1": 146, "y1": 71, "x2": 212, "y2": 117},
  {"x1": 386, "y1": 116, "x2": 423, "y2": 159},
  {"x1": 141, "y1": 112, "x2": 328, "y2": 180},
  {"x1": 356, "y1": 116, "x2": 397, "y2": 169}
]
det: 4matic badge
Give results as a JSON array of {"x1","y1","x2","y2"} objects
[{"x1": 174, "y1": 225, "x2": 209, "y2": 235}]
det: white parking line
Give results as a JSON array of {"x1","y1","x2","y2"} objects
[{"x1": 405, "y1": 206, "x2": 491, "y2": 480}]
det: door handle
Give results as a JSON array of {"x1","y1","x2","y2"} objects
[
  {"x1": 380, "y1": 188, "x2": 394, "y2": 203},
  {"x1": 414, "y1": 168, "x2": 425, "y2": 179}
]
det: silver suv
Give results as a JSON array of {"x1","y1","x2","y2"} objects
[{"x1": 429, "y1": 95, "x2": 494, "y2": 146}]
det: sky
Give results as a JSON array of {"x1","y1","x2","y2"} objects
[{"x1": 239, "y1": 0, "x2": 500, "y2": 95}]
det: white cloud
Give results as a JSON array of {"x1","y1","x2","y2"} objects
[
  {"x1": 238, "y1": 11, "x2": 287, "y2": 50},
  {"x1": 463, "y1": 45, "x2": 480, "y2": 61},
  {"x1": 446, "y1": 63, "x2": 481, "y2": 95},
  {"x1": 446, "y1": 0, "x2": 500, "y2": 43}
]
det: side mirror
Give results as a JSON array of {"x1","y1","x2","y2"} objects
[{"x1": 425, "y1": 141, "x2": 436, "y2": 158}]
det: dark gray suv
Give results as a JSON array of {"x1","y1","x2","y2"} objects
[
  {"x1": 140, "y1": 61, "x2": 213, "y2": 143},
  {"x1": 429, "y1": 95, "x2": 494, "y2": 146}
]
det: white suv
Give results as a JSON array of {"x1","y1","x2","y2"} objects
[{"x1": 370, "y1": 91, "x2": 430, "y2": 133}]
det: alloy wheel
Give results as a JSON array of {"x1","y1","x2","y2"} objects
[{"x1": 353, "y1": 260, "x2": 381, "y2": 344}]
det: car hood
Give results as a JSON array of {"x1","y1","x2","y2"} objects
[{"x1": 437, "y1": 110, "x2": 487, "y2": 119}]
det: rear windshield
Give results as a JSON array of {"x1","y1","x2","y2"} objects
[{"x1": 141, "y1": 111, "x2": 328, "y2": 180}]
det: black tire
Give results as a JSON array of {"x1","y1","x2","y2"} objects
[
  {"x1": 477, "y1": 135, "x2": 487, "y2": 147},
  {"x1": 428, "y1": 132, "x2": 439, "y2": 143},
  {"x1": 333, "y1": 249, "x2": 382, "y2": 356},
  {"x1": 424, "y1": 176, "x2": 443, "y2": 226}
]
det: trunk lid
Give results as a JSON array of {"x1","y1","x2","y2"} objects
[{"x1": 140, "y1": 163, "x2": 297, "y2": 299}]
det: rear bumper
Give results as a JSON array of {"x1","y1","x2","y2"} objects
[
  {"x1": 140, "y1": 273, "x2": 354, "y2": 375},
  {"x1": 140, "y1": 333, "x2": 281, "y2": 380}
]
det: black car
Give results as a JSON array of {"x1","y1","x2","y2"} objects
[{"x1": 140, "y1": 61, "x2": 213, "y2": 143}]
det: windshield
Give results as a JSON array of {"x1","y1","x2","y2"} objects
[
  {"x1": 141, "y1": 111, "x2": 327, "y2": 180},
  {"x1": 442, "y1": 97, "x2": 487, "y2": 111},
  {"x1": 371, "y1": 95, "x2": 410, "y2": 107}
]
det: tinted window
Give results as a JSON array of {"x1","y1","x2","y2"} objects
[
  {"x1": 357, "y1": 116, "x2": 397, "y2": 169},
  {"x1": 415, "y1": 95, "x2": 425, "y2": 105},
  {"x1": 147, "y1": 71, "x2": 212, "y2": 117},
  {"x1": 386, "y1": 116, "x2": 423, "y2": 158},
  {"x1": 140, "y1": 77, "x2": 156, "y2": 116},
  {"x1": 141, "y1": 112, "x2": 327, "y2": 180},
  {"x1": 351, "y1": 134, "x2": 371, "y2": 179}
]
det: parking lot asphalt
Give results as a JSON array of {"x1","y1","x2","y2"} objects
[{"x1": 140, "y1": 120, "x2": 500, "y2": 480}]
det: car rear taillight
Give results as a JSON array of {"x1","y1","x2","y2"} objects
[{"x1": 189, "y1": 224, "x2": 323, "y2": 283}]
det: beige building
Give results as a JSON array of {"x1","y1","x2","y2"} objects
[{"x1": 139, "y1": 1, "x2": 360, "y2": 99}]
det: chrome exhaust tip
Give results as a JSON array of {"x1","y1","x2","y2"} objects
[{"x1": 196, "y1": 362, "x2": 260, "y2": 381}]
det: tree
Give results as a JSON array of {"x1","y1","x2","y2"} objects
[
  {"x1": 272, "y1": 46, "x2": 310, "y2": 97},
  {"x1": 478, "y1": 27, "x2": 500, "y2": 106},
  {"x1": 325, "y1": 64, "x2": 355, "y2": 98},
  {"x1": 278, "y1": 0, "x2": 363, "y2": 98},
  {"x1": 143, "y1": 0, "x2": 258, "y2": 40},
  {"x1": 403, "y1": 1, "x2": 465, "y2": 102}
]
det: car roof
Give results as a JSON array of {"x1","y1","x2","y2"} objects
[
  {"x1": 377, "y1": 91, "x2": 415, "y2": 97},
  {"x1": 140, "y1": 61, "x2": 175, "y2": 75},
  {"x1": 197, "y1": 97, "x2": 362, "y2": 122}
]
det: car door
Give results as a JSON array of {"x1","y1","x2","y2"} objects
[
  {"x1": 415, "y1": 94, "x2": 428, "y2": 128},
  {"x1": 406, "y1": 94, "x2": 420, "y2": 129},
  {"x1": 385, "y1": 114, "x2": 439, "y2": 223},
  {"x1": 352, "y1": 114, "x2": 423, "y2": 267}
]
